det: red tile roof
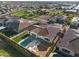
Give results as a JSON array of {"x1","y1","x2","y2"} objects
[
  {"x1": 57, "y1": 28, "x2": 78, "y2": 48},
  {"x1": 31, "y1": 27, "x2": 49, "y2": 36},
  {"x1": 0, "y1": 16, "x2": 6, "y2": 19},
  {"x1": 69, "y1": 37, "x2": 79, "y2": 53},
  {"x1": 31, "y1": 24, "x2": 60, "y2": 42},
  {"x1": 18, "y1": 20, "x2": 34, "y2": 32}
]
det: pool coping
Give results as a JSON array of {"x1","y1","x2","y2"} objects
[{"x1": 18, "y1": 37, "x2": 29, "y2": 44}]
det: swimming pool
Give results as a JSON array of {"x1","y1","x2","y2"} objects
[{"x1": 20, "y1": 37, "x2": 34, "y2": 47}]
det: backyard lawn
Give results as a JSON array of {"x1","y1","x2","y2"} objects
[{"x1": 13, "y1": 32, "x2": 30, "y2": 43}]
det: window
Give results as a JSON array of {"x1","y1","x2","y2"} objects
[
  {"x1": 45, "y1": 38, "x2": 50, "y2": 41},
  {"x1": 62, "y1": 48, "x2": 70, "y2": 54},
  {"x1": 32, "y1": 33, "x2": 36, "y2": 37},
  {"x1": 0, "y1": 23, "x2": 2, "y2": 26}
]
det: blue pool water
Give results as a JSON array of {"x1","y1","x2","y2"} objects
[{"x1": 20, "y1": 37, "x2": 34, "y2": 47}]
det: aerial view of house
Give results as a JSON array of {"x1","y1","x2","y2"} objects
[{"x1": 0, "y1": 1, "x2": 79, "y2": 57}]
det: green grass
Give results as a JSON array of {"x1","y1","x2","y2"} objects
[
  {"x1": 11, "y1": 10, "x2": 40, "y2": 19},
  {"x1": 48, "y1": 10, "x2": 78, "y2": 18},
  {"x1": 0, "y1": 49, "x2": 10, "y2": 56},
  {"x1": 12, "y1": 10, "x2": 26, "y2": 17},
  {"x1": 11, "y1": 10, "x2": 30, "y2": 19},
  {"x1": 0, "y1": 39, "x2": 24, "y2": 57},
  {"x1": 14, "y1": 32, "x2": 30, "y2": 43}
]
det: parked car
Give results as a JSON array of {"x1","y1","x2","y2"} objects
[
  {"x1": 56, "y1": 47, "x2": 75, "y2": 57},
  {"x1": 49, "y1": 52, "x2": 62, "y2": 57}
]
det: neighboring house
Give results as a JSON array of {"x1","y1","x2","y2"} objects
[
  {"x1": 0, "y1": 19, "x2": 5, "y2": 26},
  {"x1": 57, "y1": 28, "x2": 79, "y2": 50},
  {"x1": 41, "y1": 9, "x2": 49, "y2": 12},
  {"x1": 70, "y1": 17, "x2": 79, "y2": 29},
  {"x1": 17, "y1": 20, "x2": 34, "y2": 32},
  {"x1": 70, "y1": 22, "x2": 79, "y2": 29},
  {"x1": 73, "y1": 5, "x2": 79, "y2": 10},
  {"x1": 48, "y1": 15, "x2": 67, "y2": 24},
  {"x1": 64, "y1": 10, "x2": 77, "y2": 13},
  {"x1": 37, "y1": 15, "x2": 52, "y2": 24},
  {"x1": 0, "y1": 16, "x2": 36, "y2": 33},
  {"x1": 5, "y1": 19, "x2": 19, "y2": 32},
  {"x1": 4, "y1": 17, "x2": 34, "y2": 33},
  {"x1": 0, "y1": 26, "x2": 6, "y2": 31},
  {"x1": 69, "y1": 37, "x2": 79, "y2": 54},
  {"x1": 61, "y1": 6, "x2": 74, "y2": 10},
  {"x1": 71, "y1": 17, "x2": 79, "y2": 22},
  {"x1": 0, "y1": 16, "x2": 7, "y2": 26}
]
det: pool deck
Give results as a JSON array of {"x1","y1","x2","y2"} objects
[
  {"x1": 18, "y1": 37, "x2": 28, "y2": 44},
  {"x1": 24, "y1": 39, "x2": 50, "y2": 57},
  {"x1": 13, "y1": 33, "x2": 51, "y2": 57}
]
